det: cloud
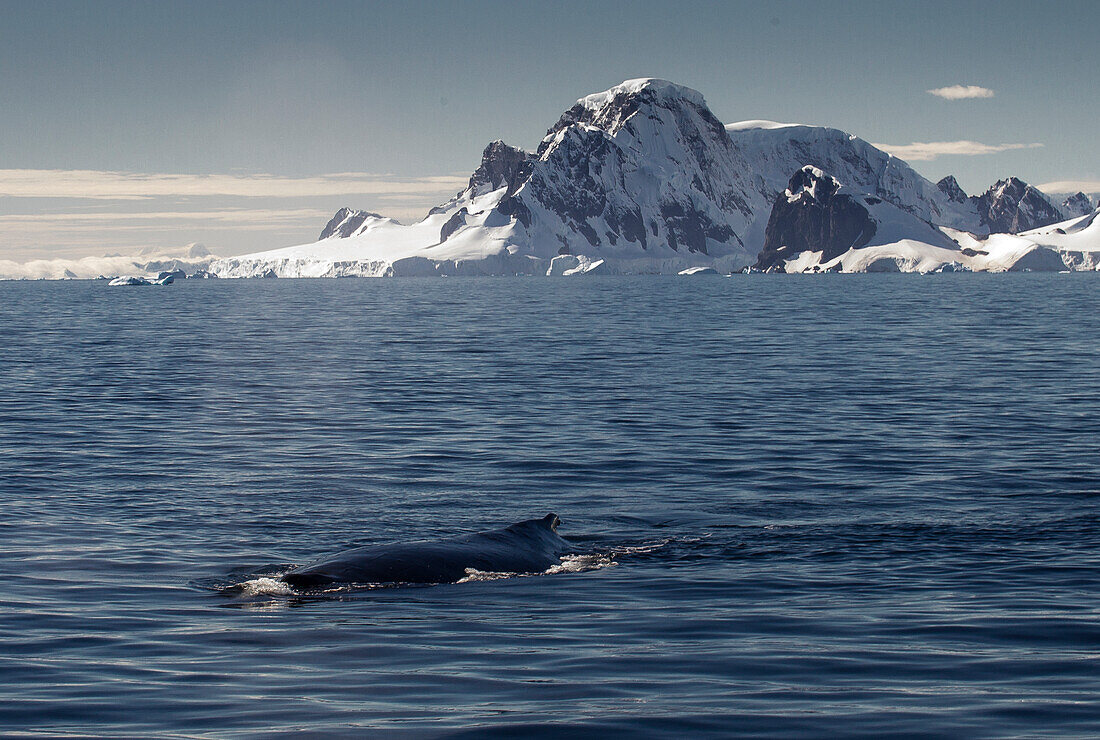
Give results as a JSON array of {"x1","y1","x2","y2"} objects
[
  {"x1": 0, "y1": 245, "x2": 217, "y2": 281},
  {"x1": 0, "y1": 207, "x2": 331, "y2": 226},
  {"x1": 872, "y1": 140, "x2": 1044, "y2": 162},
  {"x1": 0, "y1": 207, "x2": 343, "y2": 262},
  {"x1": 1036, "y1": 180, "x2": 1100, "y2": 194},
  {"x1": 0, "y1": 169, "x2": 471, "y2": 260},
  {"x1": 0, "y1": 169, "x2": 468, "y2": 199},
  {"x1": 927, "y1": 85, "x2": 995, "y2": 100}
]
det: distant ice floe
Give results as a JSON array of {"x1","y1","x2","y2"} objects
[{"x1": 107, "y1": 273, "x2": 177, "y2": 286}]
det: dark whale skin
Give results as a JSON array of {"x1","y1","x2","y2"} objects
[{"x1": 282, "y1": 514, "x2": 569, "y2": 588}]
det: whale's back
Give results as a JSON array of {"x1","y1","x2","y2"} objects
[{"x1": 282, "y1": 514, "x2": 569, "y2": 588}]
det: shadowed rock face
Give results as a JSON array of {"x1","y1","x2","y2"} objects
[
  {"x1": 487, "y1": 80, "x2": 745, "y2": 254},
  {"x1": 468, "y1": 140, "x2": 531, "y2": 198},
  {"x1": 937, "y1": 175, "x2": 968, "y2": 203},
  {"x1": 318, "y1": 208, "x2": 384, "y2": 240},
  {"x1": 971, "y1": 177, "x2": 1063, "y2": 233},
  {"x1": 754, "y1": 167, "x2": 876, "y2": 271},
  {"x1": 1061, "y1": 192, "x2": 1095, "y2": 219},
  {"x1": 439, "y1": 207, "x2": 468, "y2": 242}
]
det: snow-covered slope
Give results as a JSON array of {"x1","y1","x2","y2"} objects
[
  {"x1": 316, "y1": 208, "x2": 400, "y2": 239},
  {"x1": 723, "y1": 121, "x2": 985, "y2": 242},
  {"x1": 777, "y1": 207, "x2": 1100, "y2": 273},
  {"x1": 210, "y1": 78, "x2": 1090, "y2": 278},
  {"x1": 755, "y1": 166, "x2": 962, "y2": 272},
  {"x1": 216, "y1": 79, "x2": 764, "y2": 277}
]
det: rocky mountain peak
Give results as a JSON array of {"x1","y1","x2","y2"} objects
[
  {"x1": 973, "y1": 177, "x2": 1063, "y2": 233},
  {"x1": 785, "y1": 166, "x2": 841, "y2": 203},
  {"x1": 937, "y1": 175, "x2": 967, "y2": 203},
  {"x1": 318, "y1": 208, "x2": 386, "y2": 240},
  {"x1": 467, "y1": 140, "x2": 531, "y2": 197},
  {"x1": 990, "y1": 176, "x2": 1028, "y2": 200},
  {"x1": 755, "y1": 167, "x2": 876, "y2": 271},
  {"x1": 1061, "y1": 191, "x2": 1095, "y2": 218},
  {"x1": 538, "y1": 78, "x2": 726, "y2": 156},
  {"x1": 458, "y1": 77, "x2": 752, "y2": 259},
  {"x1": 212, "y1": 76, "x2": 1098, "y2": 277}
]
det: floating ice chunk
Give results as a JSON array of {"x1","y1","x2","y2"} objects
[
  {"x1": 546, "y1": 254, "x2": 581, "y2": 276},
  {"x1": 107, "y1": 274, "x2": 175, "y2": 286}
]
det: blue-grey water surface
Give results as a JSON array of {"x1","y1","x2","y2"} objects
[{"x1": 2, "y1": 275, "x2": 1100, "y2": 737}]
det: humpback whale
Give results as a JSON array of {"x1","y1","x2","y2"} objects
[{"x1": 281, "y1": 513, "x2": 570, "y2": 589}]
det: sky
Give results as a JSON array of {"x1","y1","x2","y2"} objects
[{"x1": 0, "y1": 0, "x2": 1095, "y2": 262}]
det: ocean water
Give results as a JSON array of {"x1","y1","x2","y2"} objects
[{"x1": 2, "y1": 274, "x2": 1100, "y2": 737}]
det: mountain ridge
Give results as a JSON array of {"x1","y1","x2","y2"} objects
[{"x1": 211, "y1": 78, "x2": 1096, "y2": 277}]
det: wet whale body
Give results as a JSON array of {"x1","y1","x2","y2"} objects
[{"x1": 281, "y1": 514, "x2": 570, "y2": 589}]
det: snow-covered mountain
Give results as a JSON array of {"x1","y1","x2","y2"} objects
[
  {"x1": 216, "y1": 79, "x2": 761, "y2": 277},
  {"x1": 758, "y1": 168, "x2": 1100, "y2": 273},
  {"x1": 211, "y1": 78, "x2": 1096, "y2": 277},
  {"x1": 969, "y1": 177, "x2": 1065, "y2": 234},
  {"x1": 755, "y1": 166, "x2": 960, "y2": 272},
  {"x1": 316, "y1": 208, "x2": 398, "y2": 239},
  {"x1": 722, "y1": 122, "x2": 985, "y2": 240},
  {"x1": 1060, "y1": 192, "x2": 1096, "y2": 219}
]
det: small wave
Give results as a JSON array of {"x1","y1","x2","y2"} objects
[
  {"x1": 602, "y1": 535, "x2": 707, "y2": 561},
  {"x1": 614, "y1": 538, "x2": 676, "y2": 556},
  {"x1": 222, "y1": 550, "x2": 623, "y2": 595},
  {"x1": 237, "y1": 577, "x2": 295, "y2": 596},
  {"x1": 457, "y1": 553, "x2": 617, "y2": 583},
  {"x1": 547, "y1": 552, "x2": 617, "y2": 574}
]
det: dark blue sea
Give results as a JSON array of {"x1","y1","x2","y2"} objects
[{"x1": 3, "y1": 275, "x2": 1100, "y2": 738}]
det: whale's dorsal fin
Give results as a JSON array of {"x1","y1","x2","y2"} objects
[{"x1": 543, "y1": 513, "x2": 561, "y2": 531}]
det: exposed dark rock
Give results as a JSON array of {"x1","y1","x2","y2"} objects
[
  {"x1": 577, "y1": 221, "x2": 600, "y2": 247},
  {"x1": 937, "y1": 175, "x2": 967, "y2": 203},
  {"x1": 1061, "y1": 192, "x2": 1095, "y2": 218},
  {"x1": 468, "y1": 141, "x2": 531, "y2": 196},
  {"x1": 495, "y1": 194, "x2": 532, "y2": 228},
  {"x1": 609, "y1": 207, "x2": 647, "y2": 249},
  {"x1": 439, "y1": 207, "x2": 468, "y2": 242},
  {"x1": 493, "y1": 80, "x2": 745, "y2": 254},
  {"x1": 656, "y1": 201, "x2": 733, "y2": 253},
  {"x1": 318, "y1": 208, "x2": 383, "y2": 240},
  {"x1": 960, "y1": 247, "x2": 989, "y2": 257},
  {"x1": 970, "y1": 177, "x2": 1063, "y2": 233},
  {"x1": 754, "y1": 167, "x2": 877, "y2": 271},
  {"x1": 538, "y1": 85, "x2": 727, "y2": 156}
]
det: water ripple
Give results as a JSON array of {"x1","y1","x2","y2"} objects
[{"x1": 2, "y1": 275, "x2": 1099, "y2": 736}]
